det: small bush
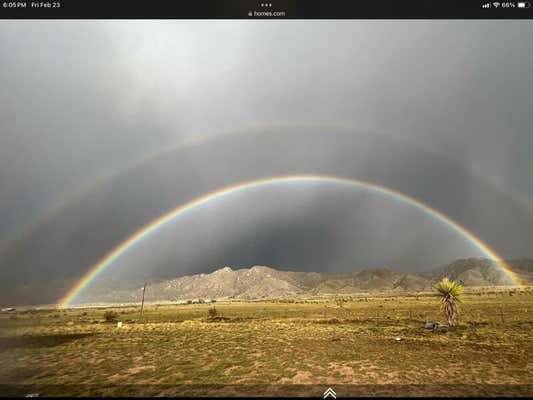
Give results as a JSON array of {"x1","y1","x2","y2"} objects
[
  {"x1": 104, "y1": 310, "x2": 118, "y2": 322},
  {"x1": 207, "y1": 306, "x2": 218, "y2": 320}
]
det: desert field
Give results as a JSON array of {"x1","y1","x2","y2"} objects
[{"x1": 1, "y1": 289, "x2": 532, "y2": 397}]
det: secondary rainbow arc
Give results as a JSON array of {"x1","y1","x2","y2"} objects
[{"x1": 59, "y1": 174, "x2": 520, "y2": 307}]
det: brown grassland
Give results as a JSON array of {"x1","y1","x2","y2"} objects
[{"x1": 1, "y1": 288, "x2": 532, "y2": 397}]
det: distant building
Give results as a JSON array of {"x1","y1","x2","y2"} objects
[{"x1": 184, "y1": 298, "x2": 216, "y2": 304}]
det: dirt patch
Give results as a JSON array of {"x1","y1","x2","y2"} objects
[
  {"x1": 127, "y1": 365, "x2": 156, "y2": 374},
  {"x1": 328, "y1": 363, "x2": 355, "y2": 379},
  {"x1": 279, "y1": 370, "x2": 314, "y2": 384}
]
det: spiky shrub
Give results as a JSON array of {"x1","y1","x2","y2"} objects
[{"x1": 435, "y1": 278, "x2": 463, "y2": 327}]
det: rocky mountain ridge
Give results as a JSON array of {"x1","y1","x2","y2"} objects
[{"x1": 74, "y1": 258, "x2": 533, "y2": 304}]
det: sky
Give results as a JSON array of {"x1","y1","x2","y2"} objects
[{"x1": 0, "y1": 21, "x2": 532, "y2": 305}]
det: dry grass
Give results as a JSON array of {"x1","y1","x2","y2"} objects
[{"x1": 0, "y1": 291, "x2": 532, "y2": 397}]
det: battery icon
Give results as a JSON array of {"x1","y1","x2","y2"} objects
[{"x1": 518, "y1": 2, "x2": 531, "y2": 7}]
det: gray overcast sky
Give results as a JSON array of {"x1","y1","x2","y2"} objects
[{"x1": 1, "y1": 21, "x2": 532, "y2": 304}]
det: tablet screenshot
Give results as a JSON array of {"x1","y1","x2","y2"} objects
[{"x1": 1, "y1": 1, "x2": 532, "y2": 398}]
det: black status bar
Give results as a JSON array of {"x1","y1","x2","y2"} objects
[{"x1": 1, "y1": 0, "x2": 532, "y2": 19}]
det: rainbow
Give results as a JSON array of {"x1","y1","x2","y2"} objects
[
  {"x1": 59, "y1": 174, "x2": 520, "y2": 307},
  {"x1": 5, "y1": 121, "x2": 532, "y2": 263},
  {"x1": 1, "y1": 122, "x2": 398, "y2": 257}
]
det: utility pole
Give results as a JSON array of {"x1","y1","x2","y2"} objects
[{"x1": 140, "y1": 282, "x2": 147, "y2": 320}]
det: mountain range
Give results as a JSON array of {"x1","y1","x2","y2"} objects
[{"x1": 74, "y1": 258, "x2": 533, "y2": 305}]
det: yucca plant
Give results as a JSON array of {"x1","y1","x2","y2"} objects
[{"x1": 435, "y1": 278, "x2": 463, "y2": 327}]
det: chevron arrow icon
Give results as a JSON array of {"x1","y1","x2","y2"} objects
[{"x1": 323, "y1": 387, "x2": 336, "y2": 399}]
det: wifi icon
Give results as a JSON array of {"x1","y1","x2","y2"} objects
[{"x1": 493, "y1": 1, "x2": 501, "y2": 7}]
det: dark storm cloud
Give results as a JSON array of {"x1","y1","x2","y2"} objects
[
  {"x1": 0, "y1": 22, "x2": 180, "y2": 238},
  {"x1": 1, "y1": 127, "x2": 532, "y2": 305},
  {"x1": 0, "y1": 21, "x2": 532, "y2": 304}
]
